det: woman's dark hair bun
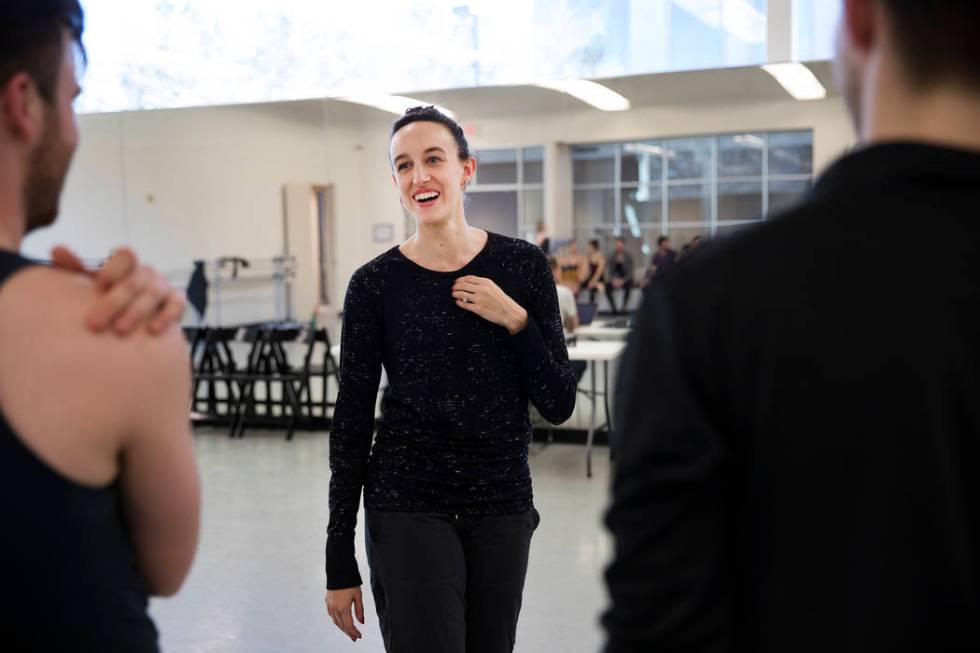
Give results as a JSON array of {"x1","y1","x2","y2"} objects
[{"x1": 391, "y1": 105, "x2": 471, "y2": 161}]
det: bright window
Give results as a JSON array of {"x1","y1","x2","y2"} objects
[
  {"x1": 572, "y1": 129, "x2": 813, "y2": 265},
  {"x1": 77, "y1": 0, "x2": 771, "y2": 113}
]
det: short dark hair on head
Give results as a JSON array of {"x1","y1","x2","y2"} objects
[
  {"x1": 0, "y1": 0, "x2": 85, "y2": 102},
  {"x1": 588, "y1": 238, "x2": 600, "y2": 250},
  {"x1": 391, "y1": 105, "x2": 471, "y2": 161},
  {"x1": 657, "y1": 236, "x2": 669, "y2": 246},
  {"x1": 883, "y1": 1, "x2": 980, "y2": 90}
]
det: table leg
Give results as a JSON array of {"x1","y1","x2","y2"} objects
[
  {"x1": 603, "y1": 360, "x2": 613, "y2": 443},
  {"x1": 586, "y1": 361, "x2": 597, "y2": 478}
]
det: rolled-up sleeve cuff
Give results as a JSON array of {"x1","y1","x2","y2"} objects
[{"x1": 326, "y1": 536, "x2": 363, "y2": 590}]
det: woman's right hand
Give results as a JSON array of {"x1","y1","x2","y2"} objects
[{"x1": 325, "y1": 587, "x2": 365, "y2": 642}]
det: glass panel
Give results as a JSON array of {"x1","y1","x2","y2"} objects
[
  {"x1": 466, "y1": 191, "x2": 518, "y2": 237},
  {"x1": 621, "y1": 141, "x2": 664, "y2": 183},
  {"x1": 716, "y1": 221, "x2": 762, "y2": 238},
  {"x1": 717, "y1": 134, "x2": 764, "y2": 177},
  {"x1": 793, "y1": 0, "x2": 843, "y2": 62},
  {"x1": 621, "y1": 186, "x2": 663, "y2": 230},
  {"x1": 573, "y1": 144, "x2": 616, "y2": 185},
  {"x1": 574, "y1": 189, "x2": 616, "y2": 226},
  {"x1": 768, "y1": 179, "x2": 812, "y2": 215},
  {"x1": 668, "y1": 183, "x2": 710, "y2": 223},
  {"x1": 522, "y1": 146, "x2": 544, "y2": 184},
  {"x1": 474, "y1": 148, "x2": 518, "y2": 185},
  {"x1": 521, "y1": 189, "x2": 545, "y2": 237},
  {"x1": 718, "y1": 181, "x2": 763, "y2": 221},
  {"x1": 769, "y1": 131, "x2": 813, "y2": 176},
  {"x1": 667, "y1": 137, "x2": 712, "y2": 180},
  {"x1": 666, "y1": 0, "x2": 768, "y2": 75}
]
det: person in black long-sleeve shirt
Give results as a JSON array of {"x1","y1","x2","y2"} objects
[
  {"x1": 325, "y1": 106, "x2": 576, "y2": 652},
  {"x1": 604, "y1": 2, "x2": 980, "y2": 652}
]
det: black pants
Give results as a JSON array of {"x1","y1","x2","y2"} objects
[
  {"x1": 365, "y1": 509, "x2": 540, "y2": 653},
  {"x1": 605, "y1": 280, "x2": 633, "y2": 314}
]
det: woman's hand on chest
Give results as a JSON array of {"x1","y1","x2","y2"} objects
[{"x1": 451, "y1": 275, "x2": 528, "y2": 335}]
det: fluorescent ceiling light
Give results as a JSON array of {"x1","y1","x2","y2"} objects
[
  {"x1": 761, "y1": 63, "x2": 827, "y2": 101},
  {"x1": 733, "y1": 134, "x2": 765, "y2": 148},
  {"x1": 535, "y1": 79, "x2": 631, "y2": 112},
  {"x1": 335, "y1": 93, "x2": 456, "y2": 119},
  {"x1": 623, "y1": 205, "x2": 642, "y2": 238},
  {"x1": 623, "y1": 143, "x2": 664, "y2": 156}
]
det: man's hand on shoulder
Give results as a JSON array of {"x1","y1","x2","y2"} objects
[{"x1": 51, "y1": 245, "x2": 187, "y2": 336}]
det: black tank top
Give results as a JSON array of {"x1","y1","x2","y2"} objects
[{"x1": 0, "y1": 250, "x2": 158, "y2": 652}]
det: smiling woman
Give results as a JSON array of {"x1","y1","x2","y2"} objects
[{"x1": 324, "y1": 106, "x2": 578, "y2": 652}]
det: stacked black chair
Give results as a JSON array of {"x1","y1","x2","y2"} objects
[
  {"x1": 229, "y1": 323, "x2": 305, "y2": 440},
  {"x1": 298, "y1": 327, "x2": 339, "y2": 421},
  {"x1": 187, "y1": 326, "x2": 241, "y2": 421},
  {"x1": 186, "y1": 321, "x2": 341, "y2": 439}
]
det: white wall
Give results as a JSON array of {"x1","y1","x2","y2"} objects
[{"x1": 28, "y1": 103, "x2": 330, "y2": 263}]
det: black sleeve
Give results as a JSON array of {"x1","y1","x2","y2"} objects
[
  {"x1": 506, "y1": 250, "x2": 578, "y2": 424},
  {"x1": 325, "y1": 267, "x2": 384, "y2": 590},
  {"x1": 602, "y1": 280, "x2": 732, "y2": 652}
]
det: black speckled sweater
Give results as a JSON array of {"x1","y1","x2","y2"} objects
[{"x1": 325, "y1": 232, "x2": 577, "y2": 589}]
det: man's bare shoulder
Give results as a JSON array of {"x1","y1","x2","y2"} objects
[
  {"x1": 0, "y1": 266, "x2": 189, "y2": 483},
  {"x1": 0, "y1": 265, "x2": 187, "y2": 389}
]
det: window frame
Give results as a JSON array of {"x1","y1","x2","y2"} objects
[
  {"x1": 469, "y1": 145, "x2": 546, "y2": 240},
  {"x1": 572, "y1": 130, "x2": 814, "y2": 243}
]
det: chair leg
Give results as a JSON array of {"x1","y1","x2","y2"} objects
[
  {"x1": 232, "y1": 380, "x2": 256, "y2": 438},
  {"x1": 286, "y1": 412, "x2": 296, "y2": 441}
]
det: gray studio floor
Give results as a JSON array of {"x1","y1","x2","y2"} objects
[{"x1": 150, "y1": 429, "x2": 613, "y2": 653}]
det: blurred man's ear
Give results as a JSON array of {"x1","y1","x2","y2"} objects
[
  {"x1": 1, "y1": 73, "x2": 44, "y2": 144},
  {"x1": 843, "y1": 0, "x2": 876, "y2": 53}
]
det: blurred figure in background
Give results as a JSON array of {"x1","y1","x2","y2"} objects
[
  {"x1": 534, "y1": 220, "x2": 551, "y2": 254},
  {"x1": 647, "y1": 235, "x2": 676, "y2": 280},
  {"x1": 605, "y1": 237, "x2": 635, "y2": 315},
  {"x1": 583, "y1": 238, "x2": 606, "y2": 305},
  {"x1": 559, "y1": 239, "x2": 588, "y2": 296},
  {"x1": 605, "y1": 1, "x2": 980, "y2": 651},
  {"x1": 551, "y1": 256, "x2": 587, "y2": 382},
  {"x1": 550, "y1": 257, "x2": 579, "y2": 335},
  {"x1": 680, "y1": 234, "x2": 703, "y2": 259}
]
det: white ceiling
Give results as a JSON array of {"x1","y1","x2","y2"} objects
[
  {"x1": 230, "y1": 60, "x2": 839, "y2": 127},
  {"x1": 404, "y1": 61, "x2": 838, "y2": 120}
]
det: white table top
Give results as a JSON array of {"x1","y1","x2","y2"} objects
[
  {"x1": 566, "y1": 340, "x2": 628, "y2": 362},
  {"x1": 334, "y1": 341, "x2": 628, "y2": 363},
  {"x1": 574, "y1": 322, "x2": 631, "y2": 340}
]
